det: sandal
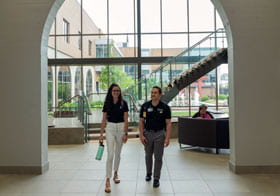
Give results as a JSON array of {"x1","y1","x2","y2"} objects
[
  {"x1": 113, "y1": 173, "x2": 120, "y2": 184},
  {"x1": 105, "y1": 179, "x2": 111, "y2": 193}
]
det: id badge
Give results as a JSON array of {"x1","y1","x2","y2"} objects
[
  {"x1": 147, "y1": 107, "x2": 153, "y2": 112},
  {"x1": 143, "y1": 111, "x2": 146, "y2": 118}
]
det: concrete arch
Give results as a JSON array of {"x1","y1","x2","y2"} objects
[
  {"x1": 1, "y1": 0, "x2": 279, "y2": 174},
  {"x1": 210, "y1": 0, "x2": 236, "y2": 165}
]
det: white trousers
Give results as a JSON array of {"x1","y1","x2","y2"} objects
[{"x1": 105, "y1": 122, "x2": 125, "y2": 178}]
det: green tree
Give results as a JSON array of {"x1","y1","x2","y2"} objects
[
  {"x1": 99, "y1": 66, "x2": 134, "y2": 90},
  {"x1": 48, "y1": 82, "x2": 52, "y2": 110},
  {"x1": 58, "y1": 82, "x2": 71, "y2": 103},
  {"x1": 218, "y1": 94, "x2": 228, "y2": 100}
]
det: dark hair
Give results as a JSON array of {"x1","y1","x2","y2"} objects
[
  {"x1": 104, "y1": 83, "x2": 123, "y2": 112},
  {"x1": 152, "y1": 86, "x2": 162, "y2": 94},
  {"x1": 199, "y1": 104, "x2": 208, "y2": 111}
]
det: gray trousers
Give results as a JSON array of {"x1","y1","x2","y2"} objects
[{"x1": 144, "y1": 130, "x2": 166, "y2": 180}]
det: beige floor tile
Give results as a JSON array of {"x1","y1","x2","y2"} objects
[
  {"x1": 168, "y1": 170, "x2": 202, "y2": 180},
  {"x1": 61, "y1": 180, "x2": 102, "y2": 193},
  {"x1": 136, "y1": 180, "x2": 173, "y2": 194},
  {"x1": 136, "y1": 194, "x2": 175, "y2": 196},
  {"x1": 51, "y1": 161, "x2": 85, "y2": 170},
  {"x1": 241, "y1": 176, "x2": 280, "y2": 193},
  {"x1": 30, "y1": 169, "x2": 78, "y2": 181},
  {"x1": 21, "y1": 180, "x2": 67, "y2": 193},
  {"x1": 118, "y1": 161, "x2": 139, "y2": 171},
  {"x1": 206, "y1": 180, "x2": 251, "y2": 193},
  {"x1": 2, "y1": 140, "x2": 280, "y2": 196},
  {"x1": 0, "y1": 176, "x2": 26, "y2": 194},
  {"x1": 111, "y1": 170, "x2": 138, "y2": 181},
  {"x1": 137, "y1": 169, "x2": 170, "y2": 181},
  {"x1": 80, "y1": 160, "x2": 106, "y2": 170},
  {"x1": 172, "y1": 180, "x2": 212, "y2": 193},
  {"x1": 175, "y1": 193, "x2": 214, "y2": 196},
  {"x1": 213, "y1": 193, "x2": 280, "y2": 196},
  {"x1": 97, "y1": 180, "x2": 137, "y2": 195},
  {"x1": 199, "y1": 168, "x2": 239, "y2": 180},
  {"x1": 97, "y1": 193, "x2": 135, "y2": 196},
  {"x1": 73, "y1": 169, "x2": 106, "y2": 180},
  {"x1": 20, "y1": 193, "x2": 60, "y2": 196},
  {"x1": 59, "y1": 193, "x2": 97, "y2": 196}
]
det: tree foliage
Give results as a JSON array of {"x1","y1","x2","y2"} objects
[{"x1": 99, "y1": 66, "x2": 134, "y2": 90}]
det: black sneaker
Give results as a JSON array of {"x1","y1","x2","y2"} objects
[
  {"x1": 153, "y1": 179, "x2": 160, "y2": 188},
  {"x1": 145, "y1": 174, "x2": 152, "y2": 181}
]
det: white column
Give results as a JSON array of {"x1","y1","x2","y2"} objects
[
  {"x1": 0, "y1": 0, "x2": 64, "y2": 174},
  {"x1": 70, "y1": 66, "x2": 76, "y2": 98},
  {"x1": 213, "y1": 0, "x2": 280, "y2": 173}
]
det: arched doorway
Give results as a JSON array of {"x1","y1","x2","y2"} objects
[{"x1": 42, "y1": 0, "x2": 233, "y2": 173}]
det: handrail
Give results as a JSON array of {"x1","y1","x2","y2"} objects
[
  {"x1": 154, "y1": 28, "x2": 225, "y2": 74},
  {"x1": 123, "y1": 93, "x2": 139, "y2": 113},
  {"x1": 124, "y1": 28, "x2": 225, "y2": 94},
  {"x1": 58, "y1": 94, "x2": 80, "y2": 107},
  {"x1": 84, "y1": 95, "x2": 92, "y2": 115},
  {"x1": 54, "y1": 94, "x2": 92, "y2": 113},
  {"x1": 87, "y1": 92, "x2": 107, "y2": 97}
]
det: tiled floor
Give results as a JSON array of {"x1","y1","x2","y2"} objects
[{"x1": 1, "y1": 139, "x2": 280, "y2": 196}]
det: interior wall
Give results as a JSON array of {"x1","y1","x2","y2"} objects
[
  {"x1": 0, "y1": 0, "x2": 62, "y2": 173},
  {"x1": 213, "y1": 0, "x2": 280, "y2": 169}
]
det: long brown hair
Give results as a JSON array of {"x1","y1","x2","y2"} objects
[{"x1": 103, "y1": 83, "x2": 123, "y2": 112}]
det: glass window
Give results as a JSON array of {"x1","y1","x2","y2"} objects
[
  {"x1": 63, "y1": 18, "x2": 70, "y2": 43},
  {"x1": 217, "y1": 64, "x2": 229, "y2": 106},
  {"x1": 78, "y1": 31, "x2": 81, "y2": 50},
  {"x1": 56, "y1": 0, "x2": 81, "y2": 35},
  {"x1": 58, "y1": 66, "x2": 72, "y2": 102},
  {"x1": 162, "y1": 34, "x2": 187, "y2": 56},
  {"x1": 96, "y1": 44, "x2": 108, "y2": 58},
  {"x1": 48, "y1": 0, "x2": 228, "y2": 117},
  {"x1": 162, "y1": 0, "x2": 188, "y2": 32},
  {"x1": 109, "y1": 0, "x2": 135, "y2": 33},
  {"x1": 56, "y1": 36, "x2": 81, "y2": 58},
  {"x1": 86, "y1": 70, "x2": 93, "y2": 95},
  {"x1": 75, "y1": 67, "x2": 81, "y2": 95},
  {"x1": 141, "y1": 34, "x2": 161, "y2": 56},
  {"x1": 189, "y1": 0, "x2": 215, "y2": 32},
  {"x1": 141, "y1": 0, "x2": 161, "y2": 33},
  {"x1": 109, "y1": 34, "x2": 136, "y2": 57},
  {"x1": 88, "y1": 40, "x2": 92, "y2": 56},
  {"x1": 83, "y1": 0, "x2": 107, "y2": 34},
  {"x1": 216, "y1": 10, "x2": 224, "y2": 29}
]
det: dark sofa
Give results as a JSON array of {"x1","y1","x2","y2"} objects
[{"x1": 178, "y1": 117, "x2": 229, "y2": 154}]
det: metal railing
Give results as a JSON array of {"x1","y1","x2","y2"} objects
[{"x1": 124, "y1": 28, "x2": 227, "y2": 102}]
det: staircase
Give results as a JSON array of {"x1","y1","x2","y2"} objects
[
  {"x1": 124, "y1": 28, "x2": 227, "y2": 105},
  {"x1": 161, "y1": 48, "x2": 228, "y2": 104},
  {"x1": 85, "y1": 29, "x2": 228, "y2": 141}
]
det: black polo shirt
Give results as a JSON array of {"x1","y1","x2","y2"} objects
[
  {"x1": 140, "y1": 100, "x2": 171, "y2": 131},
  {"x1": 102, "y1": 100, "x2": 129, "y2": 123}
]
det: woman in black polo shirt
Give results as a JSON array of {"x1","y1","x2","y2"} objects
[{"x1": 99, "y1": 83, "x2": 129, "y2": 193}]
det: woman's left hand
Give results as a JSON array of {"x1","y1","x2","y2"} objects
[{"x1": 122, "y1": 135, "x2": 128, "y2": 143}]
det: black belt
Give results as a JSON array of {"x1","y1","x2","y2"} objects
[
  {"x1": 108, "y1": 121, "x2": 124, "y2": 123},
  {"x1": 145, "y1": 129, "x2": 164, "y2": 132}
]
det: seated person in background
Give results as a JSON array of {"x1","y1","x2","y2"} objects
[{"x1": 192, "y1": 104, "x2": 214, "y2": 119}]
